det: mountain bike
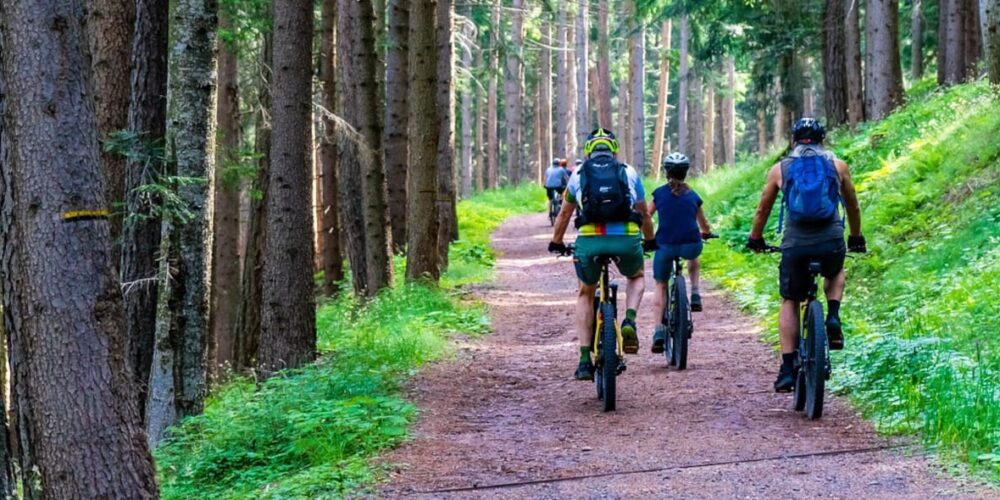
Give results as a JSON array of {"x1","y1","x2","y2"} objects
[
  {"x1": 563, "y1": 244, "x2": 624, "y2": 412},
  {"x1": 762, "y1": 246, "x2": 829, "y2": 420},
  {"x1": 548, "y1": 192, "x2": 562, "y2": 226},
  {"x1": 661, "y1": 234, "x2": 717, "y2": 370}
]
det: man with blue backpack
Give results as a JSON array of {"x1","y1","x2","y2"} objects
[{"x1": 746, "y1": 118, "x2": 867, "y2": 392}]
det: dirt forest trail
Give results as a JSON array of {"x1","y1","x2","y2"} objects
[{"x1": 381, "y1": 213, "x2": 991, "y2": 499}]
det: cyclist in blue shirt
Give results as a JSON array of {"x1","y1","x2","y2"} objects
[{"x1": 648, "y1": 153, "x2": 713, "y2": 354}]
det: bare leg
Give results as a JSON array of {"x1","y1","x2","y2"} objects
[
  {"x1": 577, "y1": 283, "x2": 598, "y2": 349},
  {"x1": 779, "y1": 299, "x2": 800, "y2": 354},
  {"x1": 653, "y1": 282, "x2": 668, "y2": 327},
  {"x1": 688, "y1": 258, "x2": 701, "y2": 292},
  {"x1": 625, "y1": 272, "x2": 645, "y2": 312},
  {"x1": 823, "y1": 269, "x2": 846, "y2": 301}
]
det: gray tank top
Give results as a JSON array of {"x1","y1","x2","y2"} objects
[{"x1": 780, "y1": 146, "x2": 845, "y2": 249}]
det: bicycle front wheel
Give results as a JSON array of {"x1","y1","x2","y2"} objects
[
  {"x1": 804, "y1": 300, "x2": 827, "y2": 420},
  {"x1": 599, "y1": 303, "x2": 617, "y2": 412},
  {"x1": 672, "y1": 276, "x2": 690, "y2": 370}
]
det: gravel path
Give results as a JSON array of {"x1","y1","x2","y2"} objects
[{"x1": 381, "y1": 213, "x2": 992, "y2": 499}]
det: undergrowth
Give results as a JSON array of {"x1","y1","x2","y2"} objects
[
  {"x1": 155, "y1": 183, "x2": 543, "y2": 498},
  {"x1": 691, "y1": 79, "x2": 1000, "y2": 478}
]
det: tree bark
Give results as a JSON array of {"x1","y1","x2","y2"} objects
[
  {"x1": 627, "y1": 0, "x2": 645, "y2": 172},
  {"x1": 704, "y1": 81, "x2": 715, "y2": 171},
  {"x1": 678, "y1": 15, "x2": 690, "y2": 156},
  {"x1": 86, "y1": 0, "x2": 135, "y2": 251},
  {"x1": 460, "y1": 20, "x2": 474, "y2": 199},
  {"x1": 823, "y1": 0, "x2": 849, "y2": 127},
  {"x1": 384, "y1": 0, "x2": 409, "y2": 252},
  {"x1": 865, "y1": 0, "x2": 904, "y2": 120},
  {"x1": 147, "y1": 0, "x2": 217, "y2": 445},
  {"x1": 596, "y1": 0, "x2": 612, "y2": 128},
  {"x1": 320, "y1": 0, "x2": 343, "y2": 295},
  {"x1": 566, "y1": 19, "x2": 578, "y2": 165},
  {"x1": 846, "y1": 0, "x2": 865, "y2": 124},
  {"x1": 722, "y1": 57, "x2": 736, "y2": 166},
  {"x1": 539, "y1": 18, "x2": 552, "y2": 166},
  {"x1": 652, "y1": 19, "x2": 672, "y2": 179},
  {"x1": 406, "y1": 0, "x2": 442, "y2": 281},
  {"x1": 258, "y1": 0, "x2": 316, "y2": 376},
  {"x1": 121, "y1": 0, "x2": 169, "y2": 416},
  {"x1": 911, "y1": 0, "x2": 925, "y2": 80},
  {"x1": 938, "y1": 0, "x2": 981, "y2": 85},
  {"x1": 987, "y1": 0, "x2": 1000, "y2": 83},
  {"x1": 618, "y1": 75, "x2": 630, "y2": 163},
  {"x1": 475, "y1": 48, "x2": 486, "y2": 193},
  {"x1": 575, "y1": 0, "x2": 590, "y2": 147},
  {"x1": 0, "y1": 0, "x2": 158, "y2": 495},
  {"x1": 211, "y1": 10, "x2": 241, "y2": 373},
  {"x1": 486, "y1": 3, "x2": 500, "y2": 189},
  {"x1": 686, "y1": 66, "x2": 704, "y2": 173},
  {"x1": 772, "y1": 75, "x2": 788, "y2": 148},
  {"x1": 436, "y1": 0, "x2": 456, "y2": 271},
  {"x1": 555, "y1": 6, "x2": 569, "y2": 160},
  {"x1": 504, "y1": 0, "x2": 524, "y2": 183}
]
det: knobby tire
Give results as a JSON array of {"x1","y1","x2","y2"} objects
[
  {"x1": 599, "y1": 303, "x2": 617, "y2": 412},
  {"x1": 672, "y1": 276, "x2": 690, "y2": 370},
  {"x1": 804, "y1": 300, "x2": 827, "y2": 419}
]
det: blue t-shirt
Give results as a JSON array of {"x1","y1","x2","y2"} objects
[{"x1": 653, "y1": 185, "x2": 703, "y2": 245}]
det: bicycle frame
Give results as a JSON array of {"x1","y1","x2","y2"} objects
[{"x1": 592, "y1": 258, "x2": 623, "y2": 361}]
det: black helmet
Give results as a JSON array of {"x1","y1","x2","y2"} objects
[
  {"x1": 663, "y1": 152, "x2": 691, "y2": 179},
  {"x1": 792, "y1": 117, "x2": 826, "y2": 145}
]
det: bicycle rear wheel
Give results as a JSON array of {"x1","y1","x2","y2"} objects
[
  {"x1": 599, "y1": 303, "x2": 617, "y2": 412},
  {"x1": 804, "y1": 300, "x2": 827, "y2": 419},
  {"x1": 672, "y1": 276, "x2": 690, "y2": 370}
]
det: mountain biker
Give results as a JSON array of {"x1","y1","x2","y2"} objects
[
  {"x1": 549, "y1": 128, "x2": 657, "y2": 380},
  {"x1": 746, "y1": 117, "x2": 866, "y2": 392},
  {"x1": 648, "y1": 153, "x2": 714, "y2": 353},
  {"x1": 544, "y1": 158, "x2": 570, "y2": 202}
]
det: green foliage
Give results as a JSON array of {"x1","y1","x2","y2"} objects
[
  {"x1": 692, "y1": 80, "x2": 1000, "y2": 479},
  {"x1": 156, "y1": 183, "x2": 542, "y2": 497}
]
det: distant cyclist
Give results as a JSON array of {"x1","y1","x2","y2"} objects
[
  {"x1": 543, "y1": 158, "x2": 570, "y2": 202},
  {"x1": 648, "y1": 153, "x2": 714, "y2": 353},
  {"x1": 746, "y1": 118, "x2": 866, "y2": 392},
  {"x1": 572, "y1": 158, "x2": 583, "y2": 174},
  {"x1": 549, "y1": 129, "x2": 656, "y2": 380}
]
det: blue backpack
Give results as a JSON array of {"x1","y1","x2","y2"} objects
[{"x1": 779, "y1": 153, "x2": 842, "y2": 232}]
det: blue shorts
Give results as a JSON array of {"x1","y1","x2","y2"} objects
[{"x1": 653, "y1": 242, "x2": 703, "y2": 282}]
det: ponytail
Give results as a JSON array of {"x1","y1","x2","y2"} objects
[{"x1": 669, "y1": 177, "x2": 690, "y2": 196}]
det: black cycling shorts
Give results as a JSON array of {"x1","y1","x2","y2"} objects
[
  {"x1": 546, "y1": 187, "x2": 565, "y2": 201},
  {"x1": 779, "y1": 239, "x2": 846, "y2": 301}
]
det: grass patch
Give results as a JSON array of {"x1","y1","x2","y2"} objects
[
  {"x1": 692, "y1": 79, "x2": 1000, "y2": 478},
  {"x1": 155, "y1": 183, "x2": 543, "y2": 498}
]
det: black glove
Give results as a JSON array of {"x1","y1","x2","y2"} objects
[
  {"x1": 701, "y1": 232, "x2": 719, "y2": 241},
  {"x1": 642, "y1": 239, "x2": 659, "y2": 253},
  {"x1": 549, "y1": 241, "x2": 569, "y2": 255},
  {"x1": 746, "y1": 235, "x2": 768, "y2": 253},
  {"x1": 848, "y1": 234, "x2": 867, "y2": 253}
]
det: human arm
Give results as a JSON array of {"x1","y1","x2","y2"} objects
[
  {"x1": 696, "y1": 206, "x2": 712, "y2": 235},
  {"x1": 634, "y1": 201, "x2": 656, "y2": 242},
  {"x1": 836, "y1": 159, "x2": 862, "y2": 237},
  {"x1": 551, "y1": 200, "x2": 576, "y2": 245},
  {"x1": 749, "y1": 164, "x2": 782, "y2": 239}
]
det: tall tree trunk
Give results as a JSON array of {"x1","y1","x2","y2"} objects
[
  {"x1": 963, "y1": 0, "x2": 982, "y2": 72},
  {"x1": 0, "y1": 0, "x2": 158, "y2": 495},
  {"x1": 865, "y1": 0, "x2": 904, "y2": 120},
  {"x1": 677, "y1": 15, "x2": 690, "y2": 156},
  {"x1": 121, "y1": 0, "x2": 169, "y2": 416},
  {"x1": 566, "y1": 19, "x2": 578, "y2": 165},
  {"x1": 539, "y1": 19, "x2": 552, "y2": 166},
  {"x1": 575, "y1": 0, "x2": 590, "y2": 146},
  {"x1": 384, "y1": 0, "x2": 409, "y2": 252},
  {"x1": 406, "y1": 0, "x2": 442, "y2": 281},
  {"x1": 618, "y1": 76, "x2": 631, "y2": 162},
  {"x1": 652, "y1": 19, "x2": 673, "y2": 179},
  {"x1": 86, "y1": 0, "x2": 135, "y2": 253},
  {"x1": 486, "y1": 3, "x2": 500, "y2": 189},
  {"x1": 772, "y1": 75, "x2": 788, "y2": 148},
  {"x1": 823, "y1": 0, "x2": 849, "y2": 126},
  {"x1": 756, "y1": 98, "x2": 768, "y2": 153},
  {"x1": 147, "y1": 0, "x2": 217, "y2": 445},
  {"x1": 460, "y1": 21, "x2": 474, "y2": 198},
  {"x1": 846, "y1": 0, "x2": 865, "y2": 124},
  {"x1": 722, "y1": 57, "x2": 736, "y2": 166},
  {"x1": 320, "y1": 0, "x2": 343, "y2": 295},
  {"x1": 259, "y1": 0, "x2": 316, "y2": 376},
  {"x1": 436, "y1": 0, "x2": 456, "y2": 271},
  {"x1": 911, "y1": 0, "x2": 925, "y2": 80},
  {"x1": 627, "y1": 0, "x2": 645, "y2": 172},
  {"x1": 504, "y1": 0, "x2": 524, "y2": 183},
  {"x1": 686, "y1": 66, "x2": 704, "y2": 173},
  {"x1": 475, "y1": 48, "x2": 486, "y2": 193},
  {"x1": 704, "y1": 81, "x2": 715, "y2": 171},
  {"x1": 555, "y1": 7, "x2": 569, "y2": 159},
  {"x1": 211, "y1": 10, "x2": 241, "y2": 373},
  {"x1": 596, "y1": 0, "x2": 612, "y2": 127},
  {"x1": 343, "y1": 0, "x2": 393, "y2": 295},
  {"x1": 938, "y1": 0, "x2": 980, "y2": 85},
  {"x1": 987, "y1": 0, "x2": 1000, "y2": 83}
]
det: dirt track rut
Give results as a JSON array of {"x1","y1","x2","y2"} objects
[{"x1": 381, "y1": 213, "x2": 992, "y2": 499}]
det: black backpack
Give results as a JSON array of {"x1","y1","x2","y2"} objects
[{"x1": 575, "y1": 155, "x2": 634, "y2": 227}]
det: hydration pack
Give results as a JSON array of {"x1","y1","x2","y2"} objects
[
  {"x1": 779, "y1": 152, "x2": 842, "y2": 231},
  {"x1": 576, "y1": 155, "x2": 635, "y2": 227}
]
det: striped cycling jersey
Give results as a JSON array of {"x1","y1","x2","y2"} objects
[{"x1": 564, "y1": 155, "x2": 645, "y2": 236}]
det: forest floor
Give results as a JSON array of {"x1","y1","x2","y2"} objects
[{"x1": 380, "y1": 213, "x2": 994, "y2": 498}]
